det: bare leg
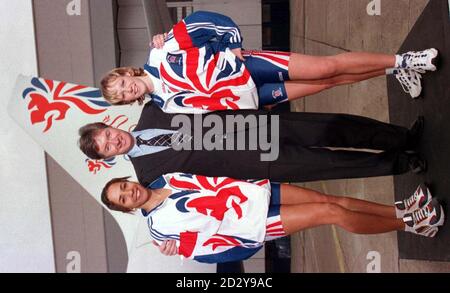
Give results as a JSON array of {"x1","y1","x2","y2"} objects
[
  {"x1": 280, "y1": 184, "x2": 396, "y2": 218},
  {"x1": 295, "y1": 69, "x2": 387, "y2": 86},
  {"x1": 288, "y1": 52, "x2": 395, "y2": 80},
  {"x1": 280, "y1": 203, "x2": 404, "y2": 235},
  {"x1": 284, "y1": 69, "x2": 385, "y2": 101}
]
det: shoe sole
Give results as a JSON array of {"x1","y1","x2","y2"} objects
[
  {"x1": 429, "y1": 48, "x2": 439, "y2": 71},
  {"x1": 427, "y1": 199, "x2": 446, "y2": 227},
  {"x1": 432, "y1": 199, "x2": 445, "y2": 227}
]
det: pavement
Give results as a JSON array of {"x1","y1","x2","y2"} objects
[{"x1": 288, "y1": 0, "x2": 450, "y2": 273}]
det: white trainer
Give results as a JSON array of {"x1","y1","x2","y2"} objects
[
  {"x1": 395, "y1": 183, "x2": 432, "y2": 218},
  {"x1": 395, "y1": 69, "x2": 423, "y2": 99},
  {"x1": 403, "y1": 199, "x2": 445, "y2": 235},
  {"x1": 398, "y1": 48, "x2": 439, "y2": 73}
]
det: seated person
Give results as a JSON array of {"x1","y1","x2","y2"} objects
[{"x1": 101, "y1": 174, "x2": 444, "y2": 263}]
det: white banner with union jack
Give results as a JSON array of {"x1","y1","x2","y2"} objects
[{"x1": 7, "y1": 75, "x2": 193, "y2": 271}]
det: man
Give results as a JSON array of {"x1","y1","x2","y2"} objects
[{"x1": 79, "y1": 101, "x2": 425, "y2": 186}]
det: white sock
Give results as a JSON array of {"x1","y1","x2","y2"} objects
[
  {"x1": 385, "y1": 68, "x2": 399, "y2": 75},
  {"x1": 395, "y1": 204, "x2": 405, "y2": 218},
  {"x1": 395, "y1": 54, "x2": 404, "y2": 68},
  {"x1": 403, "y1": 216, "x2": 415, "y2": 233}
]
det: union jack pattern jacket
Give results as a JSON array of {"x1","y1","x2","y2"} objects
[
  {"x1": 144, "y1": 11, "x2": 259, "y2": 114},
  {"x1": 143, "y1": 173, "x2": 271, "y2": 263}
]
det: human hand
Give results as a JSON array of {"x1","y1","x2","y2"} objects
[
  {"x1": 231, "y1": 48, "x2": 245, "y2": 62},
  {"x1": 150, "y1": 33, "x2": 168, "y2": 49},
  {"x1": 152, "y1": 240, "x2": 178, "y2": 256}
]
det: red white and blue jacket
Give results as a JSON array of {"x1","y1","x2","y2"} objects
[
  {"x1": 143, "y1": 173, "x2": 271, "y2": 264},
  {"x1": 144, "y1": 11, "x2": 259, "y2": 114}
]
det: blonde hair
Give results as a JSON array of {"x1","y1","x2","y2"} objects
[{"x1": 101, "y1": 66, "x2": 147, "y2": 105}]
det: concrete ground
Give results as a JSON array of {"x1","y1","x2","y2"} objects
[{"x1": 288, "y1": 0, "x2": 450, "y2": 273}]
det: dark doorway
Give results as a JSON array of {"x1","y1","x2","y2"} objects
[{"x1": 262, "y1": 0, "x2": 290, "y2": 51}]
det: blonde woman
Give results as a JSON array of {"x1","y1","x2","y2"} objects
[{"x1": 100, "y1": 11, "x2": 438, "y2": 113}]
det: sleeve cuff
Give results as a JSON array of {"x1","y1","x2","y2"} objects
[{"x1": 228, "y1": 42, "x2": 242, "y2": 50}]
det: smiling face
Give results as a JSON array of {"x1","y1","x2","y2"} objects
[
  {"x1": 107, "y1": 181, "x2": 150, "y2": 210},
  {"x1": 108, "y1": 75, "x2": 149, "y2": 104},
  {"x1": 93, "y1": 127, "x2": 134, "y2": 159}
]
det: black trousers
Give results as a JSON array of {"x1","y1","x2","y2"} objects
[
  {"x1": 268, "y1": 113, "x2": 411, "y2": 182},
  {"x1": 133, "y1": 103, "x2": 414, "y2": 184}
]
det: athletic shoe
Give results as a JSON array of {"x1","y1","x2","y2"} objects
[
  {"x1": 395, "y1": 183, "x2": 432, "y2": 218},
  {"x1": 398, "y1": 48, "x2": 439, "y2": 73},
  {"x1": 394, "y1": 69, "x2": 422, "y2": 98},
  {"x1": 403, "y1": 199, "x2": 445, "y2": 233}
]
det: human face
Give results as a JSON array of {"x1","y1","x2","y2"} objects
[
  {"x1": 107, "y1": 181, "x2": 150, "y2": 210},
  {"x1": 109, "y1": 75, "x2": 149, "y2": 104},
  {"x1": 94, "y1": 127, "x2": 134, "y2": 158}
]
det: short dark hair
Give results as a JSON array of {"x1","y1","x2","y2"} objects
[
  {"x1": 101, "y1": 176, "x2": 133, "y2": 213},
  {"x1": 78, "y1": 122, "x2": 109, "y2": 160}
]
